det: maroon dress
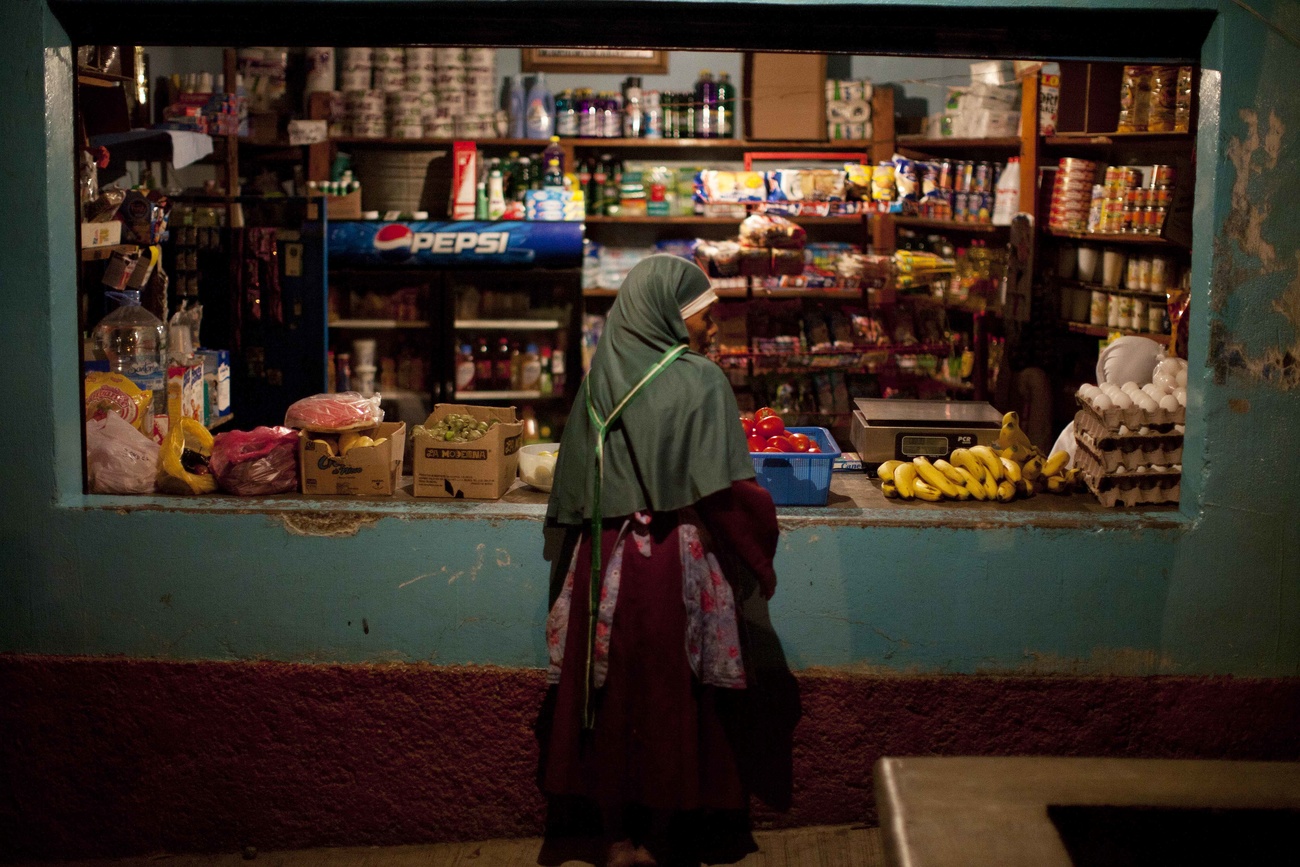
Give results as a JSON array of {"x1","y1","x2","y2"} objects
[{"x1": 540, "y1": 479, "x2": 778, "y2": 811}]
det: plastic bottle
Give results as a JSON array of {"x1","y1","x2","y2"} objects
[
  {"x1": 542, "y1": 136, "x2": 565, "y2": 189},
  {"x1": 555, "y1": 90, "x2": 577, "y2": 137},
  {"x1": 601, "y1": 94, "x2": 621, "y2": 138},
  {"x1": 695, "y1": 70, "x2": 717, "y2": 138},
  {"x1": 578, "y1": 90, "x2": 598, "y2": 137},
  {"x1": 456, "y1": 344, "x2": 476, "y2": 392},
  {"x1": 519, "y1": 343, "x2": 542, "y2": 391},
  {"x1": 93, "y1": 289, "x2": 167, "y2": 431},
  {"x1": 623, "y1": 77, "x2": 643, "y2": 137},
  {"x1": 643, "y1": 90, "x2": 662, "y2": 139},
  {"x1": 487, "y1": 169, "x2": 506, "y2": 219},
  {"x1": 474, "y1": 336, "x2": 493, "y2": 388},
  {"x1": 716, "y1": 72, "x2": 735, "y2": 138},
  {"x1": 494, "y1": 337, "x2": 513, "y2": 389},
  {"x1": 590, "y1": 157, "x2": 608, "y2": 214},
  {"x1": 509, "y1": 340, "x2": 522, "y2": 389},
  {"x1": 507, "y1": 75, "x2": 526, "y2": 138},
  {"x1": 539, "y1": 346, "x2": 554, "y2": 396},
  {"x1": 525, "y1": 72, "x2": 554, "y2": 139},
  {"x1": 602, "y1": 155, "x2": 622, "y2": 216},
  {"x1": 551, "y1": 349, "x2": 566, "y2": 395},
  {"x1": 336, "y1": 352, "x2": 352, "y2": 393},
  {"x1": 578, "y1": 157, "x2": 593, "y2": 212}
]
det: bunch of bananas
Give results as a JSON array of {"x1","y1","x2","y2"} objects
[{"x1": 876, "y1": 412, "x2": 1080, "y2": 503}]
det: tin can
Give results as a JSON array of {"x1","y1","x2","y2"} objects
[
  {"x1": 973, "y1": 161, "x2": 992, "y2": 194},
  {"x1": 1149, "y1": 304, "x2": 1166, "y2": 333},
  {"x1": 1090, "y1": 290, "x2": 1109, "y2": 325},
  {"x1": 1108, "y1": 293, "x2": 1122, "y2": 328},
  {"x1": 937, "y1": 160, "x2": 954, "y2": 192},
  {"x1": 1132, "y1": 296, "x2": 1149, "y2": 331},
  {"x1": 1118, "y1": 294, "x2": 1136, "y2": 329},
  {"x1": 1152, "y1": 164, "x2": 1176, "y2": 187},
  {"x1": 955, "y1": 161, "x2": 973, "y2": 193}
]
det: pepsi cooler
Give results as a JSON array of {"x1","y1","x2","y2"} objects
[{"x1": 850, "y1": 398, "x2": 1003, "y2": 464}]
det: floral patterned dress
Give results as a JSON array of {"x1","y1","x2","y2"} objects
[{"x1": 539, "y1": 479, "x2": 778, "y2": 811}]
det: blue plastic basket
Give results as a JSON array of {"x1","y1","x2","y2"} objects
[{"x1": 751, "y1": 426, "x2": 842, "y2": 506}]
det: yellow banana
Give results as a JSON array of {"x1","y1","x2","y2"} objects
[
  {"x1": 951, "y1": 485, "x2": 972, "y2": 501},
  {"x1": 877, "y1": 459, "x2": 905, "y2": 480},
  {"x1": 970, "y1": 445, "x2": 1004, "y2": 482},
  {"x1": 912, "y1": 479, "x2": 944, "y2": 502},
  {"x1": 344, "y1": 435, "x2": 375, "y2": 454},
  {"x1": 310, "y1": 438, "x2": 335, "y2": 457},
  {"x1": 1022, "y1": 454, "x2": 1044, "y2": 481},
  {"x1": 1016, "y1": 478, "x2": 1037, "y2": 498},
  {"x1": 893, "y1": 463, "x2": 919, "y2": 500},
  {"x1": 999, "y1": 456, "x2": 1023, "y2": 483},
  {"x1": 1042, "y1": 450, "x2": 1070, "y2": 478},
  {"x1": 881, "y1": 479, "x2": 900, "y2": 499},
  {"x1": 371, "y1": 437, "x2": 388, "y2": 448},
  {"x1": 338, "y1": 430, "x2": 363, "y2": 454},
  {"x1": 981, "y1": 471, "x2": 999, "y2": 500},
  {"x1": 999, "y1": 410, "x2": 1037, "y2": 454},
  {"x1": 996, "y1": 480, "x2": 1017, "y2": 503},
  {"x1": 934, "y1": 459, "x2": 965, "y2": 485},
  {"x1": 1045, "y1": 474, "x2": 1069, "y2": 494},
  {"x1": 951, "y1": 448, "x2": 986, "y2": 482},
  {"x1": 956, "y1": 466, "x2": 987, "y2": 500},
  {"x1": 913, "y1": 456, "x2": 963, "y2": 498},
  {"x1": 1064, "y1": 467, "x2": 1082, "y2": 487}
]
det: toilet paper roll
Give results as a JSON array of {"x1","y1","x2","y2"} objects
[
  {"x1": 826, "y1": 99, "x2": 871, "y2": 124},
  {"x1": 463, "y1": 48, "x2": 495, "y2": 67},
  {"x1": 424, "y1": 119, "x2": 456, "y2": 138},
  {"x1": 389, "y1": 124, "x2": 425, "y2": 140},
  {"x1": 405, "y1": 70, "x2": 435, "y2": 91},
  {"x1": 405, "y1": 47, "x2": 436, "y2": 68},
  {"x1": 340, "y1": 70, "x2": 373, "y2": 91},
  {"x1": 373, "y1": 46, "x2": 405, "y2": 68},
  {"x1": 374, "y1": 69, "x2": 407, "y2": 91},
  {"x1": 344, "y1": 90, "x2": 384, "y2": 111},
  {"x1": 341, "y1": 47, "x2": 373, "y2": 71},
  {"x1": 305, "y1": 47, "x2": 335, "y2": 94},
  {"x1": 435, "y1": 68, "x2": 467, "y2": 89},
  {"x1": 435, "y1": 48, "x2": 466, "y2": 67},
  {"x1": 349, "y1": 120, "x2": 387, "y2": 138},
  {"x1": 465, "y1": 91, "x2": 498, "y2": 115},
  {"x1": 435, "y1": 89, "x2": 466, "y2": 112},
  {"x1": 463, "y1": 69, "x2": 496, "y2": 90}
]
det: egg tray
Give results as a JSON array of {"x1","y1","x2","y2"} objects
[
  {"x1": 1073, "y1": 412, "x2": 1183, "y2": 473},
  {"x1": 1074, "y1": 392, "x2": 1185, "y2": 433},
  {"x1": 1075, "y1": 443, "x2": 1182, "y2": 507}
]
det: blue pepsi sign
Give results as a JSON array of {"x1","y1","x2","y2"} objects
[{"x1": 327, "y1": 221, "x2": 583, "y2": 268}]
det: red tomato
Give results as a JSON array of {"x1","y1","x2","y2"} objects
[
  {"x1": 761, "y1": 446, "x2": 785, "y2": 453},
  {"x1": 786, "y1": 432, "x2": 811, "y2": 452},
  {"x1": 740, "y1": 418, "x2": 755, "y2": 437},
  {"x1": 755, "y1": 415, "x2": 786, "y2": 439},
  {"x1": 806, "y1": 445, "x2": 821, "y2": 453},
  {"x1": 754, "y1": 407, "x2": 778, "y2": 422},
  {"x1": 747, "y1": 434, "x2": 766, "y2": 453},
  {"x1": 765, "y1": 436, "x2": 795, "y2": 452}
]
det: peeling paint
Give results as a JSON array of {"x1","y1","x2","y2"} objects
[{"x1": 277, "y1": 511, "x2": 380, "y2": 537}]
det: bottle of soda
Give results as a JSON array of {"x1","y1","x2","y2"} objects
[
  {"x1": 456, "y1": 344, "x2": 476, "y2": 392},
  {"x1": 578, "y1": 157, "x2": 594, "y2": 214},
  {"x1": 494, "y1": 337, "x2": 513, "y2": 390},
  {"x1": 663, "y1": 92, "x2": 678, "y2": 138},
  {"x1": 602, "y1": 154, "x2": 621, "y2": 216},
  {"x1": 716, "y1": 72, "x2": 735, "y2": 138},
  {"x1": 591, "y1": 156, "x2": 609, "y2": 214},
  {"x1": 622, "y1": 76, "x2": 643, "y2": 137},
  {"x1": 474, "y1": 336, "x2": 493, "y2": 389},
  {"x1": 681, "y1": 91, "x2": 697, "y2": 138},
  {"x1": 695, "y1": 70, "x2": 717, "y2": 138}
]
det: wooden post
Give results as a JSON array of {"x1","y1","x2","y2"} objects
[{"x1": 1019, "y1": 72, "x2": 1039, "y2": 216}]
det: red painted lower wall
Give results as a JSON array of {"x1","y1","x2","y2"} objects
[{"x1": 3, "y1": 657, "x2": 1298, "y2": 861}]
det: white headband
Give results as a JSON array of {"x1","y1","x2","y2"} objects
[{"x1": 679, "y1": 287, "x2": 718, "y2": 321}]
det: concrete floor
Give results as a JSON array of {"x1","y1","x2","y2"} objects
[{"x1": 16, "y1": 825, "x2": 885, "y2": 867}]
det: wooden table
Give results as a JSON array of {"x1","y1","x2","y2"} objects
[{"x1": 875, "y1": 757, "x2": 1300, "y2": 867}]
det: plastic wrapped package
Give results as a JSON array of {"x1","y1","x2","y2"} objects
[
  {"x1": 210, "y1": 426, "x2": 301, "y2": 496},
  {"x1": 283, "y1": 391, "x2": 384, "y2": 431},
  {"x1": 157, "y1": 417, "x2": 218, "y2": 495},
  {"x1": 738, "y1": 214, "x2": 806, "y2": 249},
  {"x1": 86, "y1": 412, "x2": 159, "y2": 494}
]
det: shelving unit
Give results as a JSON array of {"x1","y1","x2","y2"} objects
[
  {"x1": 454, "y1": 319, "x2": 562, "y2": 330},
  {"x1": 1047, "y1": 229, "x2": 1178, "y2": 246},
  {"x1": 330, "y1": 319, "x2": 431, "y2": 329},
  {"x1": 1066, "y1": 321, "x2": 1171, "y2": 344}
]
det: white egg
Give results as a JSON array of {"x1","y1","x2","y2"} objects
[
  {"x1": 1142, "y1": 383, "x2": 1164, "y2": 400},
  {"x1": 1079, "y1": 384, "x2": 1098, "y2": 400},
  {"x1": 1175, "y1": 388, "x2": 1187, "y2": 406},
  {"x1": 1177, "y1": 368, "x2": 1187, "y2": 387},
  {"x1": 1138, "y1": 396, "x2": 1159, "y2": 413},
  {"x1": 1160, "y1": 394, "x2": 1180, "y2": 411},
  {"x1": 1122, "y1": 381, "x2": 1142, "y2": 393},
  {"x1": 1093, "y1": 394, "x2": 1113, "y2": 411},
  {"x1": 1152, "y1": 371, "x2": 1175, "y2": 392},
  {"x1": 1113, "y1": 393, "x2": 1134, "y2": 409},
  {"x1": 1155, "y1": 358, "x2": 1182, "y2": 379}
]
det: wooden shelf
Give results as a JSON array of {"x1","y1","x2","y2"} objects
[
  {"x1": 890, "y1": 216, "x2": 1008, "y2": 234},
  {"x1": 208, "y1": 413, "x2": 234, "y2": 430},
  {"x1": 584, "y1": 214, "x2": 866, "y2": 226},
  {"x1": 454, "y1": 319, "x2": 561, "y2": 330},
  {"x1": 1044, "y1": 132, "x2": 1195, "y2": 147},
  {"x1": 455, "y1": 390, "x2": 563, "y2": 400},
  {"x1": 1065, "y1": 321, "x2": 1172, "y2": 344},
  {"x1": 332, "y1": 136, "x2": 875, "y2": 150},
  {"x1": 329, "y1": 319, "x2": 430, "y2": 329},
  {"x1": 77, "y1": 68, "x2": 134, "y2": 87},
  {"x1": 1047, "y1": 228, "x2": 1179, "y2": 246}
]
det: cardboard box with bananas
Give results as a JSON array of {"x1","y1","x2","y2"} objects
[
  {"x1": 299, "y1": 422, "x2": 406, "y2": 496},
  {"x1": 411, "y1": 404, "x2": 523, "y2": 499}
]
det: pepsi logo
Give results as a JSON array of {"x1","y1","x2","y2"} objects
[{"x1": 373, "y1": 224, "x2": 414, "y2": 259}]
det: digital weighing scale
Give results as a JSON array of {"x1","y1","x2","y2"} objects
[{"x1": 850, "y1": 398, "x2": 1004, "y2": 464}]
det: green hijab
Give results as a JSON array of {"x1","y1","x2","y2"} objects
[{"x1": 547, "y1": 255, "x2": 755, "y2": 526}]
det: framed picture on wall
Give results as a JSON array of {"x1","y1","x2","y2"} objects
[{"x1": 520, "y1": 49, "x2": 668, "y2": 75}]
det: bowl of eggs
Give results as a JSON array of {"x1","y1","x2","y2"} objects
[{"x1": 518, "y1": 443, "x2": 561, "y2": 492}]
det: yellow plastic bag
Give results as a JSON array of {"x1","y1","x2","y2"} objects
[
  {"x1": 157, "y1": 418, "x2": 218, "y2": 494},
  {"x1": 85, "y1": 372, "x2": 152, "y2": 434}
]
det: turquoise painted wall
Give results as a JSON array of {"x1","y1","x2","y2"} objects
[{"x1": 3, "y1": 0, "x2": 1298, "y2": 677}]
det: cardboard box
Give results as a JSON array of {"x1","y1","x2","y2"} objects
[
  {"x1": 167, "y1": 362, "x2": 204, "y2": 426},
  {"x1": 307, "y1": 188, "x2": 362, "y2": 221},
  {"x1": 81, "y1": 221, "x2": 122, "y2": 249},
  {"x1": 299, "y1": 421, "x2": 406, "y2": 496},
  {"x1": 197, "y1": 348, "x2": 232, "y2": 426},
  {"x1": 744, "y1": 52, "x2": 827, "y2": 141},
  {"x1": 412, "y1": 404, "x2": 524, "y2": 499}
]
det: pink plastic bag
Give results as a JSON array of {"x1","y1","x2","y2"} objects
[
  {"x1": 210, "y1": 426, "x2": 300, "y2": 496},
  {"x1": 283, "y1": 391, "x2": 383, "y2": 431}
]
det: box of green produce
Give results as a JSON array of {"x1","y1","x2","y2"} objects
[{"x1": 411, "y1": 404, "x2": 524, "y2": 499}]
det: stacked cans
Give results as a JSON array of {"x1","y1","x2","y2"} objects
[
  {"x1": 338, "y1": 46, "x2": 499, "y2": 139},
  {"x1": 1088, "y1": 164, "x2": 1176, "y2": 235},
  {"x1": 1048, "y1": 158, "x2": 1099, "y2": 232}
]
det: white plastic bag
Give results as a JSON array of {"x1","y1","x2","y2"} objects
[{"x1": 86, "y1": 412, "x2": 160, "y2": 494}]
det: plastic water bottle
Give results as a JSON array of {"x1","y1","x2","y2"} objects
[
  {"x1": 542, "y1": 136, "x2": 565, "y2": 189},
  {"x1": 93, "y1": 289, "x2": 167, "y2": 431},
  {"x1": 695, "y1": 69, "x2": 717, "y2": 138}
]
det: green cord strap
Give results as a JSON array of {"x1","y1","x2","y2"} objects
[{"x1": 581, "y1": 343, "x2": 689, "y2": 730}]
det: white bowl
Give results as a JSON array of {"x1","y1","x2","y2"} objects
[{"x1": 518, "y1": 443, "x2": 561, "y2": 492}]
